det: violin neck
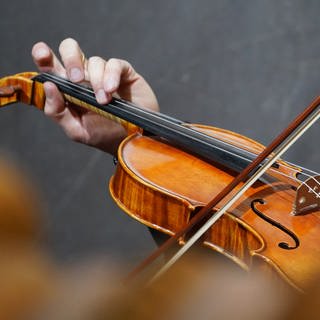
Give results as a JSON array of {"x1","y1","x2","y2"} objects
[{"x1": 33, "y1": 73, "x2": 268, "y2": 173}]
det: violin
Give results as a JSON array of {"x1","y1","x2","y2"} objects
[{"x1": 0, "y1": 72, "x2": 319, "y2": 291}]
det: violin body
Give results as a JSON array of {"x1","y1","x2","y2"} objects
[
  {"x1": 1, "y1": 72, "x2": 319, "y2": 292},
  {"x1": 110, "y1": 124, "x2": 320, "y2": 291}
]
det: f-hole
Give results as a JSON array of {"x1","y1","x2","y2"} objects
[{"x1": 251, "y1": 199, "x2": 300, "y2": 250}]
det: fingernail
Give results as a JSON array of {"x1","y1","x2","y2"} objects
[
  {"x1": 70, "y1": 68, "x2": 83, "y2": 82},
  {"x1": 96, "y1": 89, "x2": 107, "y2": 104}
]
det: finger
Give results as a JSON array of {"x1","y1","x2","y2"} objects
[
  {"x1": 32, "y1": 42, "x2": 66, "y2": 77},
  {"x1": 104, "y1": 58, "x2": 137, "y2": 93},
  {"x1": 87, "y1": 56, "x2": 110, "y2": 104},
  {"x1": 43, "y1": 82, "x2": 87, "y2": 142},
  {"x1": 43, "y1": 82, "x2": 67, "y2": 117},
  {"x1": 59, "y1": 38, "x2": 86, "y2": 83}
]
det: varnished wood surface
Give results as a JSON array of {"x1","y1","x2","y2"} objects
[
  {"x1": 110, "y1": 125, "x2": 320, "y2": 290},
  {"x1": 1, "y1": 73, "x2": 318, "y2": 290},
  {"x1": 0, "y1": 73, "x2": 45, "y2": 110}
]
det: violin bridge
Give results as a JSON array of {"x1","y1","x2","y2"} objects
[{"x1": 293, "y1": 175, "x2": 320, "y2": 215}]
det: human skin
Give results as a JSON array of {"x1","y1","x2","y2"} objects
[{"x1": 32, "y1": 38, "x2": 159, "y2": 155}]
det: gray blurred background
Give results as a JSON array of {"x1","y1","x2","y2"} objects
[{"x1": 0, "y1": 1, "x2": 319, "y2": 267}]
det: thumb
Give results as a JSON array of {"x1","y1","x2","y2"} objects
[
  {"x1": 43, "y1": 82, "x2": 67, "y2": 119},
  {"x1": 43, "y1": 81, "x2": 87, "y2": 143}
]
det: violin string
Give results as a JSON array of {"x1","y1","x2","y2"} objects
[
  {"x1": 40, "y1": 73, "x2": 320, "y2": 189},
  {"x1": 97, "y1": 86, "x2": 320, "y2": 181},
  {"x1": 285, "y1": 160, "x2": 319, "y2": 176},
  {"x1": 214, "y1": 134, "x2": 320, "y2": 196},
  {"x1": 39, "y1": 73, "x2": 320, "y2": 195},
  {"x1": 299, "y1": 178, "x2": 320, "y2": 197},
  {"x1": 148, "y1": 97, "x2": 320, "y2": 284},
  {"x1": 220, "y1": 138, "x2": 320, "y2": 193},
  {"x1": 41, "y1": 73, "x2": 320, "y2": 171},
  {"x1": 42, "y1": 74, "x2": 269, "y2": 169},
  {"x1": 225, "y1": 132, "x2": 320, "y2": 193},
  {"x1": 207, "y1": 128, "x2": 320, "y2": 179},
  {"x1": 260, "y1": 167, "x2": 320, "y2": 198},
  {"x1": 92, "y1": 93, "x2": 320, "y2": 193},
  {"x1": 41, "y1": 74, "x2": 272, "y2": 164},
  {"x1": 41, "y1": 74, "x2": 315, "y2": 168},
  {"x1": 116, "y1": 96, "x2": 320, "y2": 194},
  {"x1": 265, "y1": 170, "x2": 320, "y2": 198},
  {"x1": 227, "y1": 138, "x2": 320, "y2": 179}
]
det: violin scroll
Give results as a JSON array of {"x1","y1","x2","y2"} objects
[{"x1": 0, "y1": 72, "x2": 45, "y2": 110}]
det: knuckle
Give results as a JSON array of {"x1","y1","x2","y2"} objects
[
  {"x1": 108, "y1": 57, "x2": 118, "y2": 64},
  {"x1": 110, "y1": 58, "x2": 134, "y2": 77},
  {"x1": 68, "y1": 132, "x2": 82, "y2": 143},
  {"x1": 89, "y1": 55, "x2": 102, "y2": 62},
  {"x1": 44, "y1": 106, "x2": 64, "y2": 122},
  {"x1": 124, "y1": 60, "x2": 134, "y2": 74},
  {"x1": 43, "y1": 103, "x2": 54, "y2": 117},
  {"x1": 108, "y1": 58, "x2": 121, "y2": 70},
  {"x1": 126, "y1": 65, "x2": 135, "y2": 77},
  {"x1": 88, "y1": 55, "x2": 104, "y2": 66},
  {"x1": 66, "y1": 127, "x2": 85, "y2": 143}
]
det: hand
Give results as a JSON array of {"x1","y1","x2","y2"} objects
[{"x1": 31, "y1": 38, "x2": 159, "y2": 155}]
